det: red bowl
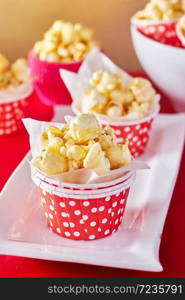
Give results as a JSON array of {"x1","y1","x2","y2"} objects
[{"x1": 28, "y1": 50, "x2": 82, "y2": 106}]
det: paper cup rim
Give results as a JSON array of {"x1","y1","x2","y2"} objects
[
  {"x1": 32, "y1": 171, "x2": 135, "y2": 196},
  {"x1": 33, "y1": 172, "x2": 135, "y2": 199},
  {"x1": 33, "y1": 173, "x2": 135, "y2": 196},
  {"x1": 131, "y1": 16, "x2": 179, "y2": 26},
  {"x1": 72, "y1": 103, "x2": 160, "y2": 126},
  {"x1": 29, "y1": 50, "x2": 83, "y2": 67},
  {"x1": 32, "y1": 168, "x2": 134, "y2": 189}
]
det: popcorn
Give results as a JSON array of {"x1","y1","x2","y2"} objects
[
  {"x1": 134, "y1": 0, "x2": 185, "y2": 21},
  {"x1": 33, "y1": 20, "x2": 99, "y2": 63},
  {"x1": 110, "y1": 89, "x2": 126, "y2": 103},
  {"x1": 83, "y1": 142, "x2": 111, "y2": 175},
  {"x1": 69, "y1": 113, "x2": 101, "y2": 143},
  {"x1": 127, "y1": 78, "x2": 156, "y2": 104},
  {"x1": 44, "y1": 52, "x2": 60, "y2": 63},
  {"x1": 106, "y1": 142, "x2": 132, "y2": 169},
  {"x1": 97, "y1": 126, "x2": 116, "y2": 150},
  {"x1": 33, "y1": 151, "x2": 68, "y2": 175},
  {"x1": 81, "y1": 89, "x2": 106, "y2": 113},
  {"x1": 11, "y1": 58, "x2": 29, "y2": 82},
  {"x1": 81, "y1": 71, "x2": 159, "y2": 120},
  {"x1": 66, "y1": 145, "x2": 88, "y2": 161},
  {"x1": 90, "y1": 70, "x2": 122, "y2": 93},
  {"x1": 32, "y1": 113, "x2": 132, "y2": 176},
  {"x1": 45, "y1": 125, "x2": 63, "y2": 138},
  {"x1": 106, "y1": 103, "x2": 123, "y2": 117},
  {"x1": 0, "y1": 53, "x2": 29, "y2": 90},
  {"x1": 61, "y1": 22, "x2": 75, "y2": 45},
  {"x1": 0, "y1": 53, "x2": 9, "y2": 74},
  {"x1": 47, "y1": 137, "x2": 64, "y2": 154}
]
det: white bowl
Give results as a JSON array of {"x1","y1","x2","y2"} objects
[{"x1": 131, "y1": 25, "x2": 185, "y2": 112}]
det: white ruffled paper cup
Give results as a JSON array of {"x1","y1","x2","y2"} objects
[
  {"x1": 0, "y1": 80, "x2": 33, "y2": 136},
  {"x1": 131, "y1": 17, "x2": 183, "y2": 47},
  {"x1": 32, "y1": 171, "x2": 135, "y2": 241}
]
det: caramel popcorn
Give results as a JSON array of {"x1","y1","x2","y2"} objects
[
  {"x1": 80, "y1": 71, "x2": 159, "y2": 120},
  {"x1": 32, "y1": 113, "x2": 132, "y2": 176},
  {"x1": 33, "y1": 20, "x2": 99, "y2": 63},
  {"x1": 134, "y1": 0, "x2": 185, "y2": 21},
  {"x1": 0, "y1": 53, "x2": 29, "y2": 90}
]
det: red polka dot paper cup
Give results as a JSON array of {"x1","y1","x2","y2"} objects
[
  {"x1": 72, "y1": 103, "x2": 160, "y2": 158},
  {"x1": 131, "y1": 17, "x2": 183, "y2": 48},
  {"x1": 0, "y1": 82, "x2": 33, "y2": 136},
  {"x1": 28, "y1": 50, "x2": 82, "y2": 106},
  {"x1": 32, "y1": 172, "x2": 135, "y2": 241}
]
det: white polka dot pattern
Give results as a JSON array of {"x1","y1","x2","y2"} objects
[
  {"x1": 137, "y1": 21, "x2": 183, "y2": 48},
  {"x1": 0, "y1": 99, "x2": 28, "y2": 136},
  {"x1": 69, "y1": 201, "x2": 76, "y2": 206},
  {"x1": 102, "y1": 118, "x2": 154, "y2": 157},
  {"x1": 38, "y1": 184, "x2": 130, "y2": 241}
]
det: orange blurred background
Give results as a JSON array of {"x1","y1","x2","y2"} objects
[{"x1": 0, "y1": 0, "x2": 148, "y2": 70}]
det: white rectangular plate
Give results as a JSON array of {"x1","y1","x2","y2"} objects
[{"x1": 0, "y1": 108, "x2": 185, "y2": 272}]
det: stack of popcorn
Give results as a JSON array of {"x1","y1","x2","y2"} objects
[
  {"x1": 81, "y1": 71, "x2": 158, "y2": 120},
  {"x1": 27, "y1": 113, "x2": 139, "y2": 241},
  {"x1": 131, "y1": 0, "x2": 185, "y2": 47},
  {"x1": 61, "y1": 49, "x2": 160, "y2": 157},
  {"x1": 32, "y1": 113, "x2": 132, "y2": 176},
  {"x1": 33, "y1": 20, "x2": 99, "y2": 63},
  {"x1": 0, "y1": 53, "x2": 32, "y2": 136},
  {"x1": 28, "y1": 20, "x2": 99, "y2": 105},
  {"x1": 0, "y1": 54, "x2": 29, "y2": 90}
]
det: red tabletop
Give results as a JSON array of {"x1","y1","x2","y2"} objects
[{"x1": 0, "y1": 77, "x2": 185, "y2": 278}]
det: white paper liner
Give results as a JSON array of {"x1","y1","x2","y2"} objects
[
  {"x1": 23, "y1": 118, "x2": 149, "y2": 185},
  {"x1": 32, "y1": 172, "x2": 135, "y2": 198},
  {"x1": 0, "y1": 79, "x2": 33, "y2": 104},
  {"x1": 31, "y1": 166, "x2": 133, "y2": 188},
  {"x1": 60, "y1": 48, "x2": 160, "y2": 122},
  {"x1": 72, "y1": 102, "x2": 160, "y2": 126}
]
